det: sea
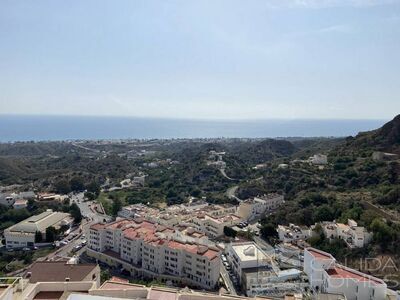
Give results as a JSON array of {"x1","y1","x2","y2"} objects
[{"x1": 0, "y1": 115, "x2": 387, "y2": 142}]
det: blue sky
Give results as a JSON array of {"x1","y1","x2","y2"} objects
[{"x1": 1, "y1": 0, "x2": 400, "y2": 120}]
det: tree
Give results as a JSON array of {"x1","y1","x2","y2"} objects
[
  {"x1": 224, "y1": 226, "x2": 237, "y2": 238},
  {"x1": 370, "y1": 218, "x2": 394, "y2": 250},
  {"x1": 46, "y1": 226, "x2": 57, "y2": 242},
  {"x1": 70, "y1": 203, "x2": 82, "y2": 223},
  {"x1": 55, "y1": 179, "x2": 71, "y2": 194},
  {"x1": 70, "y1": 177, "x2": 85, "y2": 192},
  {"x1": 35, "y1": 231, "x2": 43, "y2": 243},
  {"x1": 100, "y1": 269, "x2": 111, "y2": 283},
  {"x1": 314, "y1": 205, "x2": 335, "y2": 222},
  {"x1": 261, "y1": 223, "x2": 278, "y2": 240},
  {"x1": 84, "y1": 191, "x2": 97, "y2": 201},
  {"x1": 86, "y1": 181, "x2": 100, "y2": 197},
  {"x1": 112, "y1": 198, "x2": 122, "y2": 216}
]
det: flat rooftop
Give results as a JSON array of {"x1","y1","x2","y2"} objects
[
  {"x1": 26, "y1": 261, "x2": 98, "y2": 283},
  {"x1": 231, "y1": 242, "x2": 269, "y2": 263}
]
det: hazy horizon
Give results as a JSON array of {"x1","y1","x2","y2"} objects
[{"x1": 0, "y1": 114, "x2": 388, "y2": 142}]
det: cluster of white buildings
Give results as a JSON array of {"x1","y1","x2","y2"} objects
[
  {"x1": 238, "y1": 194, "x2": 284, "y2": 221},
  {"x1": 118, "y1": 194, "x2": 284, "y2": 239},
  {"x1": 4, "y1": 210, "x2": 73, "y2": 249},
  {"x1": 87, "y1": 218, "x2": 221, "y2": 290},
  {"x1": 278, "y1": 224, "x2": 313, "y2": 244},
  {"x1": 291, "y1": 154, "x2": 328, "y2": 167},
  {"x1": 320, "y1": 219, "x2": 372, "y2": 249},
  {"x1": 277, "y1": 219, "x2": 372, "y2": 249},
  {"x1": 309, "y1": 154, "x2": 328, "y2": 165},
  {"x1": 0, "y1": 274, "x2": 298, "y2": 300},
  {"x1": 304, "y1": 247, "x2": 390, "y2": 300},
  {"x1": 0, "y1": 191, "x2": 35, "y2": 210},
  {"x1": 207, "y1": 150, "x2": 227, "y2": 169}
]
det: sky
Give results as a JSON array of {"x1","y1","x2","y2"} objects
[{"x1": 0, "y1": 0, "x2": 400, "y2": 120}]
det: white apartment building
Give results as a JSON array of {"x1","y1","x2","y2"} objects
[
  {"x1": 225, "y1": 242, "x2": 272, "y2": 280},
  {"x1": 321, "y1": 219, "x2": 372, "y2": 248},
  {"x1": 225, "y1": 242, "x2": 301, "y2": 297},
  {"x1": 309, "y1": 154, "x2": 328, "y2": 165},
  {"x1": 4, "y1": 210, "x2": 72, "y2": 249},
  {"x1": 277, "y1": 224, "x2": 313, "y2": 243},
  {"x1": 87, "y1": 219, "x2": 221, "y2": 290},
  {"x1": 117, "y1": 204, "x2": 159, "y2": 219},
  {"x1": 118, "y1": 202, "x2": 242, "y2": 239},
  {"x1": 189, "y1": 213, "x2": 242, "y2": 238},
  {"x1": 304, "y1": 247, "x2": 387, "y2": 300},
  {"x1": 238, "y1": 194, "x2": 284, "y2": 221}
]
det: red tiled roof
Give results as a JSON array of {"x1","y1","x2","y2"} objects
[
  {"x1": 101, "y1": 281, "x2": 145, "y2": 290},
  {"x1": 95, "y1": 218, "x2": 220, "y2": 260},
  {"x1": 90, "y1": 223, "x2": 105, "y2": 230},
  {"x1": 307, "y1": 248, "x2": 333, "y2": 260},
  {"x1": 110, "y1": 276, "x2": 129, "y2": 283},
  {"x1": 148, "y1": 289, "x2": 178, "y2": 300},
  {"x1": 326, "y1": 266, "x2": 384, "y2": 285}
]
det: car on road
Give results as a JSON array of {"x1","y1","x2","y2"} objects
[
  {"x1": 22, "y1": 247, "x2": 30, "y2": 251},
  {"x1": 72, "y1": 245, "x2": 83, "y2": 252}
]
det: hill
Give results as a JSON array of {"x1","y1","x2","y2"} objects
[{"x1": 341, "y1": 114, "x2": 400, "y2": 154}]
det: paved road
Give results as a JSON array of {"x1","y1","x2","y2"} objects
[
  {"x1": 8, "y1": 193, "x2": 112, "y2": 276},
  {"x1": 226, "y1": 185, "x2": 242, "y2": 202},
  {"x1": 220, "y1": 265, "x2": 237, "y2": 296},
  {"x1": 71, "y1": 193, "x2": 111, "y2": 223},
  {"x1": 220, "y1": 168, "x2": 236, "y2": 181}
]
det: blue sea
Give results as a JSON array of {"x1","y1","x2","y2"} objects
[{"x1": 0, "y1": 115, "x2": 387, "y2": 142}]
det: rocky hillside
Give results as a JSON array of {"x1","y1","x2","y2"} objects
[{"x1": 342, "y1": 114, "x2": 400, "y2": 154}]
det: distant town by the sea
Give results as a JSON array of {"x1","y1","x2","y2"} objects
[{"x1": 0, "y1": 115, "x2": 387, "y2": 142}]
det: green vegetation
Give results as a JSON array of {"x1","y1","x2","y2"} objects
[
  {"x1": 223, "y1": 226, "x2": 237, "y2": 238},
  {"x1": 0, "y1": 114, "x2": 399, "y2": 279}
]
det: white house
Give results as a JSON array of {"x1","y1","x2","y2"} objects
[
  {"x1": 310, "y1": 154, "x2": 328, "y2": 165},
  {"x1": 304, "y1": 247, "x2": 387, "y2": 300},
  {"x1": 13, "y1": 199, "x2": 28, "y2": 210},
  {"x1": 320, "y1": 219, "x2": 372, "y2": 248},
  {"x1": 277, "y1": 224, "x2": 313, "y2": 243}
]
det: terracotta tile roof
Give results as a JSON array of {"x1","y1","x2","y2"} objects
[
  {"x1": 326, "y1": 266, "x2": 384, "y2": 284},
  {"x1": 148, "y1": 288, "x2": 178, "y2": 300},
  {"x1": 110, "y1": 276, "x2": 129, "y2": 283},
  {"x1": 90, "y1": 223, "x2": 105, "y2": 230},
  {"x1": 101, "y1": 280, "x2": 145, "y2": 290},
  {"x1": 307, "y1": 248, "x2": 333, "y2": 260}
]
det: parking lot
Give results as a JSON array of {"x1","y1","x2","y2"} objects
[{"x1": 220, "y1": 253, "x2": 241, "y2": 295}]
